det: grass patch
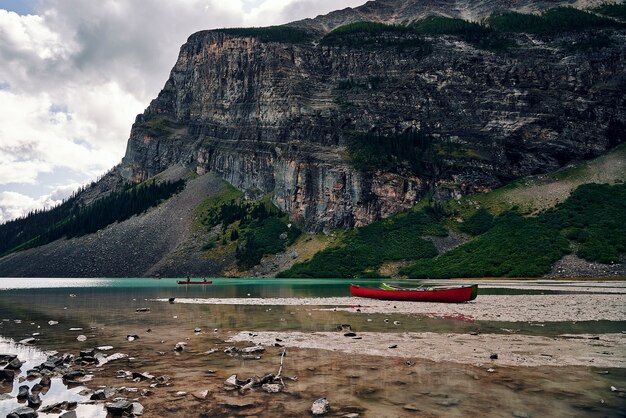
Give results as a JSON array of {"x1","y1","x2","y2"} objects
[
  {"x1": 278, "y1": 207, "x2": 446, "y2": 278},
  {"x1": 216, "y1": 26, "x2": 313, "y2": 43}
]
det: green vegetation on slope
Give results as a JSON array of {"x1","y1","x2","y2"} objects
[
  {"x1": 401, "y1": 183, "x2": 626, "y2": 278},
  {"x1": 1, "y1": 179, "x2": 186, "y2": 256},
  {"x1": 195, "y1": 191, "x2": 301, "y2": 269},
  {"x1": 320, "y1": 21, "x2": 432, "y2": 53},
  {"x1": 593, "y1": 3, "x2": 626, "y2": 20},
  {"x1": 413, "y1": 16, "x2": 514, "y2": 50},
  {"x1": 488, "y1": 7, "x2": 626, "y2": 33},
  {"x1": 347, "y1": 130, "x2": 441, "y2": 176},
  {"x1": 216, "y1": 26, "x2": 314, "y2": 43},
  {"x1": 278, "y1": 206, "x2": 446, "y2": 278}
]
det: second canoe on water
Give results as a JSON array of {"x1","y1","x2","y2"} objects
[
  {"x1": 350, "y1": 283, "x2": 478, "y2": 303},
  {"x1": 176, "y1": 280, "x2": 213, "y2": 285}
]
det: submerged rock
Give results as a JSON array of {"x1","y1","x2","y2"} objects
[
  {"x1": 6, "y1": 358, "x2": 23, "y2": 369},
  {"x1": 0, "y1": 369, "x2": 15, "y2": 382}
]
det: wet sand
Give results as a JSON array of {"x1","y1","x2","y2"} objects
[{"x1": 156, "y1": 292, "x2": 626, "y2": 322}]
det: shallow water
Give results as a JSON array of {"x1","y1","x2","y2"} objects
[{"x1": 0, "y1": 278, "x2": 624, "y2": 417}]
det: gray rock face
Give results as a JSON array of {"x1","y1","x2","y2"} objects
[{"x1": 120, "y1": 6, "x2": 625, "y2": 231}]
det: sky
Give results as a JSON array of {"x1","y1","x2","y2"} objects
[{"x1": 0, "y1": 0, "x2": 367, "y2": 223}]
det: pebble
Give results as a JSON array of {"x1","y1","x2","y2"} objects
[
  {"x1": 76, "y1": 335, "x2": 87, "y2": 342},
  {"x1": 311, "y1": 398, "x2": 330, "y2": 415}
]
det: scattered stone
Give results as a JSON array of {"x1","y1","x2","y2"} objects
[
  {"x1": 76, "y1": 335, "x2": 87, "y2": 342},
  {"x1": 80, "y1": 348, "x2": 95, "y2": 358},
  {"x1": 48, "y1": 320, "x2": 59, "y2": 325},
  {"x1": 490, "y1": 353, "x2": 498, "y2": 360},
  {"x1": 60, "y1": 412, "x2": 77, "y2": 418},
  {"x1": 127, "y1": 335, "x2": 140, "y2": 342},
  {"x1": 5, "y1": 358, "x2": 23, "y2": 369},
  {"x1": 141, "y1": 389, "x2": 152, "y2": 397},
  {"x1": 40, "y1": 401, "x2": 78, "y2": 414},
  {"x1": 174, "y1": 342, "x2": 186, "y2": 352},
  {"x1": 90, "y1": 389, "x2": 107, "y2": 400},
  {"x1": 192, "y1": 390, "x2": 209, "y2": 400},
  {"x1": 487, "y1": 368, "x2": 496, "y2": 373},
  {"x1": 344, "y1": 332, "x2": 357, "y2": 337},
  {"x1": 168, "y1": 298, "x2": 175, "y2": 304},
  {"x1": 174, "y1": 391, "x2": 187, "y2": 397},
  {"x1": 436, "y1": 398, "x2": 460, "y2": 407},
  {"x1": 6, "y1": 406, "x2": 38, "y2": 418},
  {"x1": 469, "y1": 331, "x2": 479, "y2": 336},
  {"x1": 388, "y1": 344, "x2": 398, "y2": 349},
  {"x1": 225, "y1": 375, "x2": 239, "y2": 388},
  {"x1": 17, "y1": 385, "x2": 30, "y2": 399},
  {"x1": 132, "y1": 402, "x2": 144, "y2": 416},
  {"x1": 27, "y1": 393, "x2": 42, "y2": 408},
  {"x1": 105, "y1": 399, "x2": 133, "y2": 415},
  {"x1": 403, "y1": 404, "x2": 420, "y2": 411},
  {"x1": 136, "y1": 308, "x2": 150, "y2": 312},
  {"x1": 311, "y1": 398, "x2": 330, "y2": 415},
  {"x1": 0, "y1": 369, "x2": 15, "y2": 382},
  {"x1": 132, "y1": 372, "x2": 155, "y2": 381},
  {"x1": 18, "y1": 338, "x2": 36, "y2": 345},
  {"x1": 241, "y1": 345, "x2": 265, "y2": 354},
  {"x1": 63, "y1": 370, "x2": 85, "y2": 381},
  {"x1": 97, "y1": 345, "x2": 113, "y2": 351},
  {"x1": 262, "y1": 383, "x2": 282, "y2": 393}
]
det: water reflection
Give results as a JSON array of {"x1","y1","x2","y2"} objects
[{"x1": 0, "y1": 337, "x2": 106, "y2": 417}]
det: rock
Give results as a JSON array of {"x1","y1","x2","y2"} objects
[
  {"x1": 126, "y1": 335, "x2": 139, "y2": 342},
  {"x1": 76, "y1": 335, "x2": 87, "y2": 342},
  {"x1": 105, "y1": 399, "x2": 133, "y2": 415},
  {"x1": 39, "y1": 375, "x2": 51, "y2": 387},
  {"x1": 90, "y1": 389, "x2": 107, "y2": 400},
  {"x1": 174, "y1": 391, "x2": 187, "y2": 397},
  {"x1": 6, "y1": 406, "x2": 38, "y2": 418},
  {"x1": 192, "y1": 390, "x2": 209, "y2": 400},
  {"x1": 79, "y1": 348, "x2": 95, "y2": 357},
  {"x1": 194, "y1": 328, "x2": 201, "y2": 333},
  {"x1": 18, "y1": 338, "x2": 36, "y2": 345},
  {"x1": 311, "y1": 398, "x2": 330, "y2": 415},
  {"x1": 0, "y1": 368, "x2": 15, "y2": 382},
  {"x1": 48, "y1": 320, "x2": 59, "y2": 325},
  {"x1": 0, "y1": 354, "x2": 17, "y2": 363},
  {"x1": 17, "y1": 385, "x2": 30, "y2": 399},
  {"x1": 97, "y1": 345, "x2": 113, "y2": 351},
  {"x1": 487, "y1": 368, "x2": 496, "y2": 373},
  {"x1": 403, "y1": 404, "x2": 420, "y2": 411},
  {"x1": 262, "y1": 383, "x2": 282, "y2": 393},
  {"x1": 469, "y1": 331, "x2": 479, "y2": 336},
  {"x1": 388, "y1": 344, "x2": 398, "y2": 349},
  {"x1": 168, "y1": 298, "x2": 175, "y2": 304},
  {"x1": 132, "y1": 402, "x2": 144, "y2": 416},
  {"x1": 27, "y1": 393, "x2": 42, "y2": 408},
  {"x1": 174, "y1": 342, "x2": 186, "y2": 352},
  {"x1": 132, "y1": 372, "x2": 155, "y2": 381},
  {"x1": 136, "y1": 308, "x2": 150, "y2": 312},
  {"x1": 490, "y1": 353, "x2": 498, "y2": 360},
  {"x1": 63, "y1": 370, "x2": 85, "y2": 381},
  {"x1": 343, "y1": 332, "x2": 357, "y2": 337},
  {"x1": 225, "y1": 375, "x2": 239, "y2": 388},
  {"x1": 240, "y1": 345, "x2": 265, "y2": 354},
  {"x1": 60, "y1": 412, "x2": 77, "y2": 418},
  {"x1": 40, "y1": 401, "x2": 76, "y2": 414},
  {"x1": 436, "y1": 398, "x2": 460, "y2": 407}
]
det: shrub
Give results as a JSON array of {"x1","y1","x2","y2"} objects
[
  {"x1": 459, "y1": 208, "x2": 494, "y2": 235},
  {"x1": 488, "y1": 7, "x2": 626, "y2": 33}
]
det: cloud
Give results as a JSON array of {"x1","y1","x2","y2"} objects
[{"x1": 0, "y1": 0, "x2": 367, "y2": 223}]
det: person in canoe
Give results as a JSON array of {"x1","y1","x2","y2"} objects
[{"x1": 186, "y1": 276, "x2": 190, "y2": 283}]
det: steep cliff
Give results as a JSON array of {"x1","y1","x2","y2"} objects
[{"x1": 119, "y1": 1, "x2": 626, "y2": 232}]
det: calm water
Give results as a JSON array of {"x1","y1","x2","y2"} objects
[{"x1": 0, "y1": 278, "x2": 624, "y2": 417}]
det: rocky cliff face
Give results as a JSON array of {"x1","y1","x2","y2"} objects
[{"x1": 119, "y1": 1, "x2": 626, "y2": 232}]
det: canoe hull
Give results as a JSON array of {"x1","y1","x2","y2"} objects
[
  {"x1": 380, "y1": 283, "x2": 478, "y2": 301},
  {"x1": 350, "y1": 284, "x2": 475, "y2": 303}
]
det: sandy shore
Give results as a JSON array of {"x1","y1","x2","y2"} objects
[
  {"x1": 157, "y1": 293, "x2": 626, "y2": 322},
  {"x1": 229, "y1": 330, "x2": 626, "y2": 368}
]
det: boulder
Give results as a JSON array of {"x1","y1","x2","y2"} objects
[
  {"x1": 105, "y1": 399, "x2": 133, "y2": 415},
  {"x1": 17, "y1": 385, "x2": 30, "y2": 399},
  {"x1": 0, "y1": 369, "x2": 15, "y2": 382},
  {"x1": 5, "y1": 358, "x2": 23, "y2": 370}
]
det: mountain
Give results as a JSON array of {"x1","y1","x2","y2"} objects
[{"x1": 1, "y1": 1, "x2": 625, "y2": 278}]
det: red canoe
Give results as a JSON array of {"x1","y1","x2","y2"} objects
[
  {"x1": 177, "y1": 280, "x2": 213, "y2": 285},
  {"x1": 350, "y1": 284, "x2": 476, "y2": 303}
]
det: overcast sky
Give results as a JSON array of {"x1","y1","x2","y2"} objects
[{"x1": 0, "y1": 0, "x2": 366, "y2": 223}]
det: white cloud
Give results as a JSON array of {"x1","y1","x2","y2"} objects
[{"x1": 0, "y1": 0, "x2": 366, "y2": 222}]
